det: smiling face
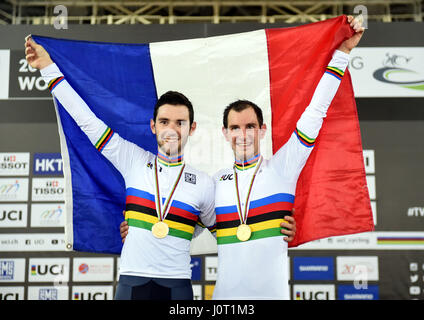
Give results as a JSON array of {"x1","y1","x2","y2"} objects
[
  {"x1": 222, "y1": 106, "x2": 266, "y2": 161},
  {"x1": 150, "y1": 104, "x2": 196, "y2": 157}
]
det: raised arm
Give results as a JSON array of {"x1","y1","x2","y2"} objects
[
  {"x1": 25, "y1": 36, "x2": 148, "y2": 178},
  {"x1": 271, "y1": 15, "x2": 364, "y2": 181},
  {"x1": 296, "y1": 15, "x2": 364, "y2": 141}
]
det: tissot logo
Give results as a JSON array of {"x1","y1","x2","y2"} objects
[
  {"x1": 33, "y1": 181, "x2": 63, "y2": 193},
  {"x1": 0, "y1": 153, "x2": 29, "y2": 175},
  {"x1": 32, "y1": 178, "x2": 65, "y2": 201}
]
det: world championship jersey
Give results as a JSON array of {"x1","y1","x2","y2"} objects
[
  {"x1": 212, "y1": 50, "x2": 350, "y2": 299},
  {"x1": 41, "y1": 63, "x2": 216, "y2": 279}
]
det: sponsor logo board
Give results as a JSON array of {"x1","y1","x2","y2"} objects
[
  {"x1": 0, "y1": 178, "x2": 28, "y2": 202},
  {"x1": 0, "y1": 153, "x2": 30, "y2": 176},
  {"x1": 0, "y1": 204, "x2": 28, "y2": 227},
  {"x1": 293, "y1": 257, "x2": 334, "y2": 280},
  {"x1": 72, "y1": 258, "x2": 114, "y2": 282},
  {"x1": 28, "y1": 258, "x2": 70, "y2": 282},
  {"x1": 31, "y1": 178, "x2": 65, "y2": 201},
  {"x1": 0, "y1": 259, "x2": 25, "y2": 282},
  {"x1": 293, "y1": 284, "x2": 335, "y2": 300}
]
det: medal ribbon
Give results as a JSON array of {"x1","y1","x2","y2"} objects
[
  {"x1": 154, "y1": 157, "x2": 185, "y2": 222},
  {"x1": 233, "y1": 156, "x2": 263, "y2": 225}
]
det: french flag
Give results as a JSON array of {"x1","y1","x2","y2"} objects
[{"x1": 33, "y1": 15, "x2": 373, "y2": 254}]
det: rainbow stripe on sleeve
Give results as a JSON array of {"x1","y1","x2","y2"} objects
[
  {"x1": 294, "y1": 128, "x2": 315, "y2": 148},
  {"x1": 325, "y1": 66, "x2": 344, "y2": 80},
  {"x1": 48, "y1": 76, "x2": 65, "y2": 91},
  {"x1": 95, "y1": 127, "x2": 114, "y2": 152}
]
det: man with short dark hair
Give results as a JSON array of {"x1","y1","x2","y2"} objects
[
  {"x1": 25, "y1": 37, "x2": 216, "y2": 300},
  {"x1": 26, "y1": 33, "x2": 298, "y2": 300},
  {"x1": 212, "y1": 14, "x2": 364, "y2": 299},
  {"x1": 118, "y1": 12, "x2": 363, "y2": 299},
  {"x1": 222, "y1": 100, "x2": 264, "y2": 129}
]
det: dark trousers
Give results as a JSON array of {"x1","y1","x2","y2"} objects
[{"x1": 115, "y1": 274, "x2": 193, "y2": 300}]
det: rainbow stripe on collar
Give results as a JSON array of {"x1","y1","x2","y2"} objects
[
  {"x1": 234, "y1": 153, "x2": 261, "y2": 171},
  {"x1": 157, "y1": 150, "x2": 184, "y2": 167}
]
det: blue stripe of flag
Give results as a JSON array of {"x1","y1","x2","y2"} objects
[{"x1": 32, "y1": 35, "x2": 158, "y2": 254}]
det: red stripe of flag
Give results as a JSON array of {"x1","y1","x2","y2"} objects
[{"x1": 266, "y1": 15, "x2": 374, "y2": 247}]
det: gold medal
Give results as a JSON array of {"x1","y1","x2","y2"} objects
[
  {"x1": 236, "y1": 223, "x2": 252, "y2": 242},
  {"x1": 151, "y1": 221, "x2": 169, "y2": 239},
  {"x1": 233, "y1": 156, "x2": 262, "y2": 242}
]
